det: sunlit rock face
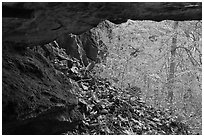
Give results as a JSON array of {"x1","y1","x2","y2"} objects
[{"x1": 2, "y1": 2, "x2": 201, "y2": 45}]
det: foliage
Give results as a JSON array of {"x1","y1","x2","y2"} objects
[{"x1": 90, "y1": 20, "x2": 202, "y2": 134}]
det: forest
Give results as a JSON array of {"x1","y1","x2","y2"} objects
[{"x1": 91, "y1": 20, "x2": 202, "y2": 134}]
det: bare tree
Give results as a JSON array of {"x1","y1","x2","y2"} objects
[{"x1": 167, "y1": 21, "x2": 179, "y2": 111}]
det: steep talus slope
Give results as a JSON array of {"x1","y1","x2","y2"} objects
[
  {"x1": 2, "y1": 31, "x2": 105, "y2": 134},
  {"x1": 2, "y1": 2, "x2": 201, "y2": 135},
  {"x1": 2, "y1": 31, "x2": 191, "y2": 134}
]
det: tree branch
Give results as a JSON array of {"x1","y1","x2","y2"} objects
[{"x1": 175, "y1": 46, "x2": 201, "y2": 67}]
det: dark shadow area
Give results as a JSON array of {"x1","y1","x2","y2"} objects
[{"x1": 2, "y1": 5, "x2": 34, "y2": 19}]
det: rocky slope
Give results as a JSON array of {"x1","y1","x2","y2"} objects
[
  {"x1": 2, "y1": 30, "x2": 191, "y2": 135},
  {"x1": 2, "y1": 41, "x2": 80, "y2": 134},
  {"x1": 2, "y1": 2, "x2": 201, "y2": 135},
  {"x1": 2, "y1": 31, "x2": 107, "y2": 134}
]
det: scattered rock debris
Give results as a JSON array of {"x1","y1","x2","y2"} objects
[
  {"x1": 3, "y1": 40, "x2": 191, "y2": 135},
  {"x1": 41, "y1": 41, "x2": 191, "y2": 135}
]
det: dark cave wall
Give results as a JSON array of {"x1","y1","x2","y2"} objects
[
  {"x1": 2, "y1": 42, "x2": 81, "y2": 134},
  {"x1": 2, "y1": 2, "x2": 202, "y2": 46}
]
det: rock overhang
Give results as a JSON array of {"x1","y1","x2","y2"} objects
[{"x1": 2, "y1": 2, "x2": 202, "y2": 46}]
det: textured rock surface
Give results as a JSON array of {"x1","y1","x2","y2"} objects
[
  {"x1": 2, "y1": 2, "x2": 201, "y2": 45},
  {"x1": 54, "y1": 32, "x2": 103, "y2": 67},
  {"x1": 2, "y1": 2, "x2": 202, "y2": 135},
  {"x1": 2, "y1": 42, "x2": 82, "y2": 134},
  {"x1": 2, "y1": 32, "x2": 105, "y2": 134}
]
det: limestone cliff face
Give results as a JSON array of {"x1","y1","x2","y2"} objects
[{"x1": 2, "y1": 2, "x2": 201, "y2": 45}]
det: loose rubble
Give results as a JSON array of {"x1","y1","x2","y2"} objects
[{"x1": 42, "y1": 41, "x2": 191, "y2": 135}]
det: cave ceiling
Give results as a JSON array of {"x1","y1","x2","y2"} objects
[{"x1": 2, "y1": 2, "x2": 202, "y2": 46}]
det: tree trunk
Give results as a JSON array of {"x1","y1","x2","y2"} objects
[
  {"x1": 120, "y1": 56, "x2": 130, "y2": 90},
  {"x1": 167, "y1": 21, "x2": 179, "y2": 111}
]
